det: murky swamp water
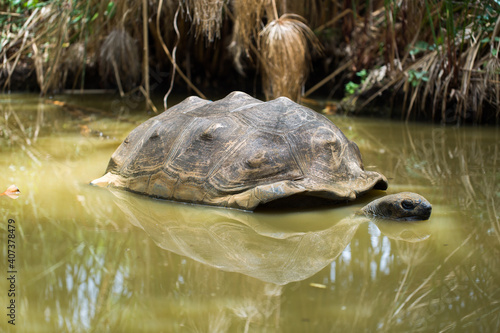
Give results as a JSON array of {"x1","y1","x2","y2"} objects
[{"x1": 0, "y1": 93, "x2": 499, "y2": 332}]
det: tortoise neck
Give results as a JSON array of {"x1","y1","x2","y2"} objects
[{"x1": 360, "y1": 201, "x2": 376, "y2": 217}]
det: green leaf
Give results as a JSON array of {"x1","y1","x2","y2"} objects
[
  {"x1": 415, "y1": 41, "x2": 430, "y2": 49},
  {"x1": 105, "y1": 2, "x2": 116, "y2": 18},
  {"x1": 345, "y1": 81, "x2": 360, "y2": 96},
  {"x1": 106, "y1": 1, "x2": 115, "y2": 13},
  {"x1": 71, "y1": 14, "x2": 83, "y2": 24},
  {"x1": 26, "y1": 0, "x2": 38, "y2": 9},
  {"x1": 410, "y1": 41, "x2": 431, "y2": 56},
  {"x1": 356, "y1": 69, "x2": 367, "y2": 79},
  {"x1": 407, "y1": 69, "x2": 429, "y2": 87}
]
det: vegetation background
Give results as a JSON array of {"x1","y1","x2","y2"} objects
[{"x1": 1, "y1": 0, "x2": 499, "y2": 124}]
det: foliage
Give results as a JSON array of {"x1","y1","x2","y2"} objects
[
  {"x1": 0, "y1": 0, "x2": 499, "y2": 123},
  {"x1": 407, "y1": 69, "x2": 428, "y2": 87},
  {"x1": 345, "y1": 69, "x2": 368, "y2": 97},
  {"x1": 339, "y1": 0, "x2": 500, "y2": 124}
]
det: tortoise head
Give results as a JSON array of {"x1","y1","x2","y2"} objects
[{"x1": 360, "y1": 192, "x2": 432, "y2": 221}]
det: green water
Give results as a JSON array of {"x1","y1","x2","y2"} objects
[{"x1": 0, "y1": 94, "x2": 499, "y2": 332}]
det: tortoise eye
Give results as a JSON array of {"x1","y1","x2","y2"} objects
[{"x1": 401, "y1": 200, "x2": 415, "y2": 210}]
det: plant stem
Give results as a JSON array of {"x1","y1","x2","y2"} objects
[
  {"x1": 271, "y1": 0, "x2": 279, "y2": 20},
  {"x1": 424, "y1": 0, "x2": 440, "y2": 55},
  {"x1": 142, "y1": 0, "x2": 150, "y2": 109}
]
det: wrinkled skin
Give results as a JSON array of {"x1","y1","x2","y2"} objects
[{"x1": 360, "y1": 192, "x2": 432, "y2": 221}]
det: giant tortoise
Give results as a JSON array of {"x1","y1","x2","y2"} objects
[{"x1": 91, "y1": 91, "x2": 431, "y2": 220}]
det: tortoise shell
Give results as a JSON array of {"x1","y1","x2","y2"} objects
[{"x1": 91, "y1": 91, "x2": 388, "y2": 210}]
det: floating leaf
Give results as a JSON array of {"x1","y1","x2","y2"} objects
[{"x1": 1, "y1": 185, "x2": 21, "y2": 200}]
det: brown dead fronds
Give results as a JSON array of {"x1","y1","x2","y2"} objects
[
  {"x1": 400, "y1": 21, "x2": 499, "y2": 124},
  {"x1": 228, "y1": 0, "x2": 266, "y2": 75},
  {"x1": 184, "y1": 0, "x2": 225, "y2": 42},
  {"x1": 1, "y1": 0, "x2": 498, "y2": 122},
  {"x1": 259, "y1": 14, "x2": 322, "y2": 101},
  {"x1": 338, "y1": 0, "x2": 500, "y2": 124},
  {"x1": 61, "y1": 42, "x2": 86, "y2": 91},
  {"x1": 40, "y1": 3, "x2": 72, "y2": 96},
  {"x1": 99, "y1": 29, "x2": 140, "y2": 96}
]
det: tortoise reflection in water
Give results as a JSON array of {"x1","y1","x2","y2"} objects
[
  {"x1": 91, "y1": 91, "x2": 431, "y2": 220},
  {"x1": 106, "y1": 188, "x2": 431, "y2": 286}
]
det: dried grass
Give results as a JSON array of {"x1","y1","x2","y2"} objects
[
  {"x1": 0, "y1": 0, "x2": 497, "y2": 121},
  {"x1": 60, "y1": 42, "x2": 87, "y2": 91},
  {"x1": 259, "y1": 14, "x2": 321, "y2": 101},
  {"x1": 99, "y1": 29, "x2": 140, "y2": 95},
  {"x1": 400, "y1": 23, "x2": 499, "y2": 124},
  {"x1": 37, "y1": 3, "x2": 71, "y2": 95},
  {"x1": 339, "y1": 0, "x2": 500, "y2": 124},
  {"x1": 184, "y1": 0, "x2": 226, "y2": 42},
  {"x1": 228, "y1": 0, "x2": 266, "y2": 75}
]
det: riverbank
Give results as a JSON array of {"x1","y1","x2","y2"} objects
[{"x1": 1, "y1": 0, "x2": 499, "y2": 124}]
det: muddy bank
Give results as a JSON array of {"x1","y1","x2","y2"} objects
[{"x1": 1, "y1": 1, "x2": 499, "y2": 124}]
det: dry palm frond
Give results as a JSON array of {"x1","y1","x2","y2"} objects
[
  {"x1": 259, "y1": 14, "x2": 321, "y2": 101},
  {"x1": 349, "y1": 0, "x2": 499, "y2": 124},
  {"x1": 32, "y1": 43, "x2": 44, "y2": 89},
  {"x1": 228, "y1": 0, "x2": 266, "y2": 75},
  {"x1": 483, "y1": 56, "x2": 500, "y2": 119},
  {"x1": 38, "y1": 3, "x2": 71, "y2": 95},
  {"x1": 184, "y1": 0, "x2": 225, "y2": 42},
  {"x1": 61, "y1": 42, "x2": 87, "y2": 90},
  {"x1": 401, "y1": 26, "x2": 497, "y2": 123},
  {"x1": 98, "y1": 29, "x2": 140, "y2": 95}
]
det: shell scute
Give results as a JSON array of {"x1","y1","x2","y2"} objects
[
  {"x1": 160, "y1": 95, "x2": 212, "y2": 118},
  {"x1": 185, "y1": 91, "x2": 262, "y2": 117},
  {"x1": 235, "y1": 97, "x2": 319, "y2": 134},
  {"x1": 208, "y1": 131, "x2": 303, "y2": 194},
  {"x1": 117, "y1": 115, "x2": 192, "y2": 176},
  {"x1": 164, "y1": 116, "x2": 244, "y2": 183}
]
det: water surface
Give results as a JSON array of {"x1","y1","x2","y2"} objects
[{"x1": 0, "y1": 94, "x2": 499, "y2": 332}]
